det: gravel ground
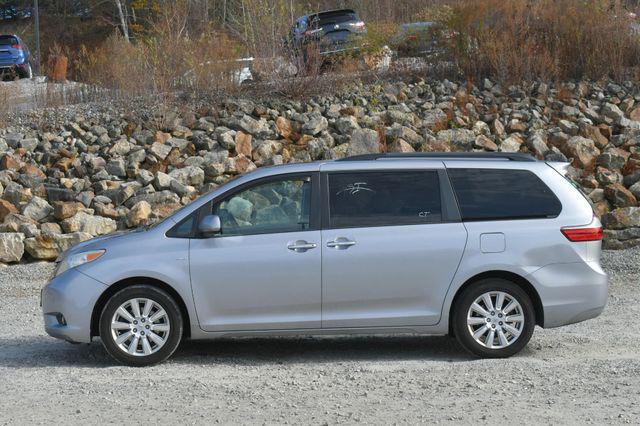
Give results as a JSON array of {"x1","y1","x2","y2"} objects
[{"x1": 1, "y1": 251, "x2": 639, "y2": 425}]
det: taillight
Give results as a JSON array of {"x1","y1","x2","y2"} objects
[
  {"x1": 351, "y1": 21, "x2": 366, "y2": 30},
  {"x1": 561, "y1": 227, "x2": 603, "y2": 242},
  {"x1": 11, "y1": 44, "x2": 22, "y2": 49}
]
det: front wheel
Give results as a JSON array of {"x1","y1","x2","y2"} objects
[
  {"x1": 453, "y1": 279, "x2": 535, "y2": 358},
  {"x1": 99, "y1": 285, "x2": 183, "y2": 366}
]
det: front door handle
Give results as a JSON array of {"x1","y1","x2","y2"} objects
[
  {"x1": 326, "y1": 238, "x2": 356, "y2": 249},
  {"x1": 287, "y1": 240, "x2": 317, "y2": 253}
]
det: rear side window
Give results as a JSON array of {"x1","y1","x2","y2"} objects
[
  {"x1": 448, "y1": 169, "x2": 561, "y2": 221},
  {"x1": 328, "y1": 171, "x2": 441, "y2": 228},
  {"x1": 0, "y1": 36, "x2": 18, "y2": 46}
]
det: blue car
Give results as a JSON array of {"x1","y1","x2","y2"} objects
[{"x1": 0, "y1": 34, "x2": 33, "y2": 80}]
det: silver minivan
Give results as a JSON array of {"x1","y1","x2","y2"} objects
[{"x1": 41, "y1": 153, "x2": 608, "y2": 366}]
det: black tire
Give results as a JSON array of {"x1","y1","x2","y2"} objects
[
  {"x1": 19, "y1": 63, "x2": 32, "y2": 79},
  {"x1": 453, "y1": 279, "x2": 535, "y2": 358},
  {"x1": 99, "y1": 285, "x2": 183, "y2": 367}
]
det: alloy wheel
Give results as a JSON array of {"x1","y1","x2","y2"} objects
[
  {"x1": 466, "y1": 291, "x2": 525, "y2": 349},
  {"x1": 110, "y1": 298, "x2": 171, "y2": 356}
]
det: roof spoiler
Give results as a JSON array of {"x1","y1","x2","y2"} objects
[{"x1": 546, "y1": 161, "x2": 571, "y2": 176}]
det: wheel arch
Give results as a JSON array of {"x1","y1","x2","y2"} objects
[
  {"x1": 90, "y1": 277, "x2": 192, "y2": 339},
  {"x1": 448, "y1": 270, "x2": 544, "y2": 335}
]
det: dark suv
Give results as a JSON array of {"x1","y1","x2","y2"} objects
[
  {"x1": 0, "y1": 34, "x2": 33, "y2": 80},
  {"x1": 287, "y1": 9, "x2": 367, "y2": 68}
]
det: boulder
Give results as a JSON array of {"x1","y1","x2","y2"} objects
[
  {"x1": 347, "y1": 129, "x2": 380, "y2": 156},
  {"x1": 126, "y1": 201, "x2": 152, "y2": 227},
  {"x1": 21, "y1": 196, "x2": 53, "y2": 222},
  {"x1": 24, "y1": 232, "x2": 93, "y2": 260},
  {"x1": 0, "y1": 233, "x2": 25, "y2": 263},
  {"x1": 604, "y1": 183, "x2": 637, "y2": 208},
  {"x1": 0, "y1": 199, "x2": 18, "y2": 222},
  {"x1": 601, "y1": 207, "x2": 640, "y2": 229},
  {"x1": 562, "y1": 136, "x2": 600, "y2": 169},
  {"x1": 61, "y1": 211, "x2": 117, "y2": 236},
  {"x1": 53, "y1": 201, "x2": 86, "y2": 220}
]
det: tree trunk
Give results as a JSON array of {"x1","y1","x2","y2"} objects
[{"x1": 114, "y1": 0, "x2": 130, "y2": 42}]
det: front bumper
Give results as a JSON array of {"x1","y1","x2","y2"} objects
[
  {"x1": 530, "y1": 261, "x2": 608, "y2": 328},
  {"x1": 41, "y1": 268, "x2": 107, "y2": 343}
]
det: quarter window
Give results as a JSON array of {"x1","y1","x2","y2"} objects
[
  {"x1": 448, "y1": 169, "x2": 562, "y2": 221},
  {"x1": 213, "y1": 177, "x2": 312, "y2": 236},
  {"x1": 328, "y1": 171, "x2": 442, "y2": 228}
]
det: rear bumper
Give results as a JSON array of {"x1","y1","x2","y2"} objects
[
  {"x1": 529, "y1": 261, "x2": 608, "y2": 328},
  {"x1": 41, "y1": 269, "x2": 107, "y2": 343}
]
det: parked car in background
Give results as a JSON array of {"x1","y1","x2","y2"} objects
[
  {"x1": 41, "y1": 152, "x2": 608, "y2": 366},
  {"x1": 287, "y1": 9, "x2": 367, "y2": 69},
  {"x1": 392, "y1": 22, "x2": 443, "y2": 58},
  {"x1": 0, "y1": 34, "x2": 33, "y2": 80}
]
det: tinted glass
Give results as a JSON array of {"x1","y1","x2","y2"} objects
[
  {"x1": 328, "y1": 171, "x2": 441, "y2": 228},
  {"x1": 167, "y1": 214, "x2": 195, "y2": 238},
  {"x1": 0, "y1": 36, "x2": 17, "y2": 46},
  {"x1": 213, "y1": 177, "x2": 311, "y2": 236},
  {"x1": 448, "y1": 169, "x2": 561, "y2": 221}
]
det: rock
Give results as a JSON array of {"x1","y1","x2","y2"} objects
[
  {"x1": 154, "y1": 171, "x2": 173, "y2": 190},
  {"x1": 127, "y1": 201, "x2": 152, "y2": 227},
  {"x1": 347, "y1": 129, "x2": 380, "y2": 156},
  {"x1": 526, "y1": 132, "x2": 549, "y2": 157},
  {"x1": 562, "y1": 136, "x2": 600, "y2": 168},
  {"x1": 106, "y1": 158, "x2": 126, "y2": 177},
  {"x1": 21, "y1": 196, "x2": 53, "y2": 222},
  {"x1": 436, "y1": 129, "x2": 475, "y2": 150},
  {"x1": 0, "y1": 233, "x2": 24, "y2": 263},
  {"x1": 53, "y1": 201, "x2": 85, "y2": 220},
  {"x1": 0, "y1": 199, "x2": 18, "y2": 222},
  {"x1": 253, "y1": 140, "x2": 283, "y2": 166},
  {"x1": 601, "y1": 207, "x2": 640, "y2": 229},
  {"x1": 169, "y1": 166, "x2": 205, "y2": 186},
  {"x1": 24, "y1": 232, "x2": 93, "y2": 260},
  {"x1": 630, "y1": 181, "x2": 640, "y2": 199},
  {"x1": 0, "y1": 213, "x2": 37, "y2": 233},
  {"x1": 302, "y1": 113, "x2": 328, "y2": 135},
  {"x1": 604, "y1": 183, "x2": 637, "y2": 208},
  {"x1": 238, "y1": 115, "x2": 269, "y2": 137},
  {"x1": 474, "y1": 135, "x2": 498, "y2": 151},
  {"x1": 423, "y1": 109, "x2": 448, "y2": 130},
  {"x1": 559, "y1": 119, "x2": 579, "y2": 136},
  {"x1": 335, "y1": 116, "x2": 360, "y2": 134},
  {"x1": 580, "y1": 124, "x2": 609, "y2": 150},
  {"x1": 235, "y1": 131, "x2": 253, "y2": 157},
  {"x1": 41, "y1": 222, "x2": 62, "y2": 235},
  {"x1": 276, "y1": 117, "x2": 294, "y2": 139},
  {"x1": 389, "y1": 139, "x2": 415, "y2": 153},
  {"x1": 596, "y1": 149, "x2": 628, "y2": 170},
  {"x1": 149, "y1": 142, "x2": 171, "y2": 160},
  {"x1": 601, "y1": 103, "x2": 625, "y2": 122},
  {"x1": 499, "y1": 134, "x2": 524, "y2": 152},
  {"x1": 61, "y1": 211, "x2": 117, "y2": 236}
]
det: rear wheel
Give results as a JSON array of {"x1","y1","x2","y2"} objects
[
  {"x1": 99, "y1": 285, "x2": 183, "y2": 366},
  {"x1": 453, "y1": 279, "x2": 535, "y2": 358}
]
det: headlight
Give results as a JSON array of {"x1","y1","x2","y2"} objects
[{"x1": 55, "y1": 250, "x2": 105, "y2": 277}]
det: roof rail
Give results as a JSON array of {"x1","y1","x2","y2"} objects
[{"x1": 336, "y1": 152, "x2": 537, "y2": 162}]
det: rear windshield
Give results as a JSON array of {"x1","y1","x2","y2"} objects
[
  {"x1": 448, "y1": 168, "x2": 562, "y2": 221},
  {"x1": 0, "y1": 36, "x2": 18, "y2": 46},
  {"x1": 311, "y1": 10, "x2": 359, "y2": 26}
]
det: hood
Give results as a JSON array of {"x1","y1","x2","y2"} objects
[{"x1": 59, "y1": 228, "x2": 145, "y2": 260}]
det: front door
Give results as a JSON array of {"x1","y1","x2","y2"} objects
[
  {"x1": 321, "y1": 169, "x2": 467, "y2": 328},
  {"x1": 190, "y1": 173, "x2": 322, "y2": 332}
]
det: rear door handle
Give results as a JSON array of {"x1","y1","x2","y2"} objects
[
  {"x1": 287, "y1": 240, "x2": 317, "y2": 253},
  {"x1": 326, "y1": 238, "x2": 356, "y2": 249}
]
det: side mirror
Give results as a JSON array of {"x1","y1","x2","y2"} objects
[{"x1": 198, "y1": 215, "x2": 221, "y2": 236}]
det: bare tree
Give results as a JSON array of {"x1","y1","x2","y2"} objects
[{"x1": 114, "y1": 0, "x2": 130, "y2": 42}]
